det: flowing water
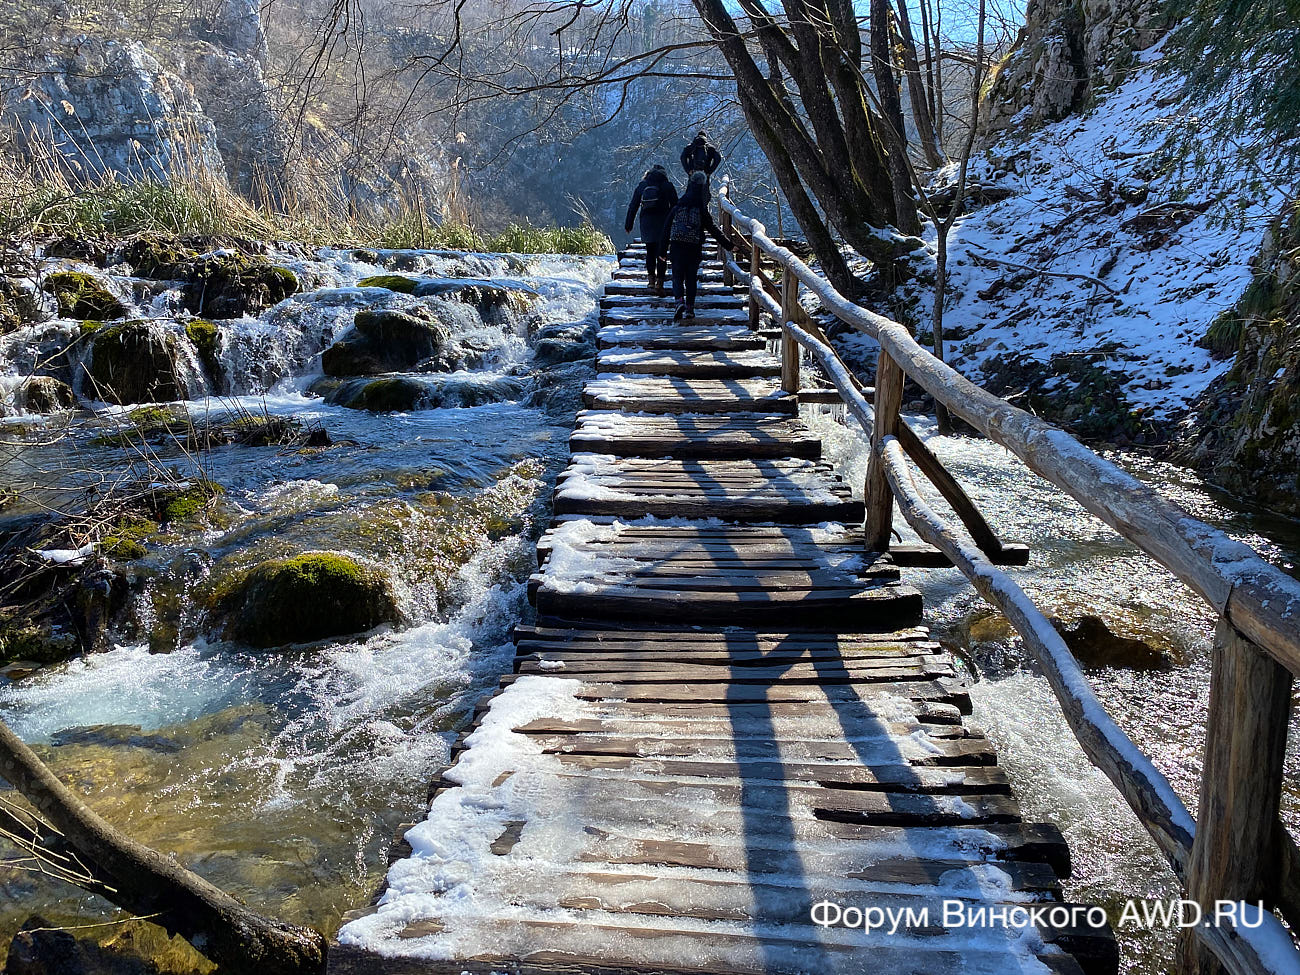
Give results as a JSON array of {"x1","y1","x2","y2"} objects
[{"x1": 0, "y1": 251, "x2": 1297, "y2": 973}]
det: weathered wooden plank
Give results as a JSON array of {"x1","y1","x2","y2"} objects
[
  {"x1": 527, "y1": 678, "x2": 969, "y2": 710},
  {"x1": 583, "y1": 376, "x2": 798, "y2": 414},
  {"x1": 570, "y1": 411, "x2": 823, "y2": 459},
  {"x1": 596, "y1": 348, "x2": 781, "y2": 379}
]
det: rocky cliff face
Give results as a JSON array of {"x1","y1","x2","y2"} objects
[
  {"x1": 980, "y1": 0, "x2": 1171, "y2": 137},
  {"x1": 1183, "y1": 203, "x2": 1300, "y2": 515},
  {"x1": 2, "y1": 0, "x2": 286, "y2": 195}
]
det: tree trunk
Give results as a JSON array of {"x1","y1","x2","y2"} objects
[
  {"x1": 932, "y1": 231, "x2": 953, "y2": 433},
  {"x1": 893, "y1": 0, "x2": 943, "y2": 169},
  {"x1": 869, "y1": 0, "x2": 921, "y2": 235},
  {"x1": 0, "y1": 720, "x2": 327, "y2": 975}
]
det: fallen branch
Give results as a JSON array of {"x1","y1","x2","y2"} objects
[
  {"x1": 965, "y1": 245, "x2": 1124, "y2": 296},
  {"x1": 0, "y1": 720, "x2": 327, "y2": 974}
]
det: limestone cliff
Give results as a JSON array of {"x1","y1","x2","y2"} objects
[
  {"x1": 1183, "y1": 203, "x2": 1300, "y2": 516},
  {"x1": 980, "y1": 0, "x2": 1171, "y2": 138}
]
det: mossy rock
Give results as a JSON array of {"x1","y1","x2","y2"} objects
[
  {"x1": 321, "y1": 309, "x2": 449, "y2": 376},
  {"x1": 42, "y1": 271, "x2": 127, "y2": 320},
  {"x1": 99, "y1": 515, "x2": 156, "y2": 561},
  {"x1": 184, "y1": 319, "x2": 225, "y2": 389},
  {"x1": 120, "y1": 235, "x2": 199, "y2": 277},
  {"x1": 206, "y1": 552, "x2": 398, "y2": 648},
  {"x1": 356, "y1": 274, "x2": 419, "y2": 293},
  {"x1": 176, "y1": 254, "x2": 298, "y2": 319},
  {"x1": 19, "y1": 376, "x2": 76, "y2": 413},
  {"x1": 416, "y1": 282, "x2": 534, "y2": 323},
  {"x1": 0, "y1": 619, "x2": 78, "y2": 666},
  {"x1": 86, "y1": 321, "x2": 184, "y2": 404},
  {"x1": 344, "y1": 377, "x2": 431, "y2": 411},
  {"x1": 147, "y1": 480, "x2": 222, "y2": 523},
  {"x1": 1052, "y1": 615, "x2": 1170, "y2": 670}
]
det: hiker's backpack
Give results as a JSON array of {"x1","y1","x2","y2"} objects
[
  {"x1": 684, "y1": 144, "x2": 709, "y2": 172},
  {"x1": 669, "y1": 205, "x2": 703, "y2": 243},
  {"x1": 640, "y1": 183, "x2": 665, "y2": 213}
]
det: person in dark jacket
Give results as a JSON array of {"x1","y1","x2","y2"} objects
[
  {"x1": 680, "y1": 131, "x2": 722, "y2": 177},
  {"x1": 624, "y1": 165, "x2": 678, "y2": 295},
  {"x1": 665, "y1": 171, "x2": 733, "y2": 320}
]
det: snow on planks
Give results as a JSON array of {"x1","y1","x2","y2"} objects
[{"x1": 331, "y1": 249, "x2": 1117, "y2": 975}]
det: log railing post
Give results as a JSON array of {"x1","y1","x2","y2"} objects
[
  {"x1": 780, "y1": 271, "x2": 799, "y2": 394},
  {"x1": 749, "y1": 243, "x2": 761, "y2": 330},
  {"x1": 721, "y1": 211, "x2": 735, "y2": 286},
  {"x1": 864, "y1": 349, "x2": 905, "y2": 551},
  {"x1": 1178, "y1": 619, "x2": 1293, "y2": 975}
]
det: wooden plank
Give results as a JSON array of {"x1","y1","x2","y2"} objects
[
  {"x1": 526, "y1": 678, "x2": 969, "y2": 710},
  {"x1": 596, "y1": 348, "x2": 781, "y2": 379},
  {"x1": 583, "y1": 376, "x2": 798, "y2": 414},
  {"x1": 597, "y1": 325, "x2": 763, "y2": 352},
  {"x1": 570, "y1": 412, "x2": 822, "y2": 460}
]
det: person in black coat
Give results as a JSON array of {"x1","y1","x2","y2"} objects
[
  {"x1": 664, "y1": 171, "x2": 733, "y2": 320},
  {"x1": 624, "y1": 165, "x2": 678, "y2": 295},
  {"x1": 680, "y1": 131, "x2": 722, "y2": 177}
]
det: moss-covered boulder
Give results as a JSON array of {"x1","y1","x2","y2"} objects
[
  {"x1": 206, "y1": 552, "x2": 398, "y2": 648},
  {"x1": 86, "y1": 321, "x2": 185, "y2": 404},
  {"x1": 42, "y1": 271, "x2": 127, "y2": 320},
  {"x1": 179, "y1": 254, "x2": 298, "y2": 319},
  {"x1": 146, "y1": 480, "x2": 222, "y2": 524},
  {"x1": 119, "y1": 235, "x2": 200, "y2": 277},
  {"x1": 19, "y1": 376, "x2": 76, "y2": 413},
  {"x1": 1052, "y1": 615, "x2": 1170, "y2": 670},
  {"x1": 356, "y1": 274, "x2": 419, "y2": 293},
  {"x1": 321, "y1": 308, "x2": 449, "y2": 376},
  {"x1": 342, "y1": 377, "x2": 432, "y2": 411}
]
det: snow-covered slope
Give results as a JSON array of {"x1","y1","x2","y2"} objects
[{"x1": 888, "y1": 43, "x2": 1292, "y2": 431}]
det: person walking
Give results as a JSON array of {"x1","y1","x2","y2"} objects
[
  {"x1": 665, "y1": 171, "x2": 733, "y2": 321},
  {"x1": 624, "y1": 165, "x2": 678, "y2": 295},
  {"x1": 680, "y1": 131, "x2": 721, "y2": 178}
]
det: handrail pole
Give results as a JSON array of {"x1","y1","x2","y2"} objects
[
  {"x1": 864, "y1": 350, "x2": 905, "y2": 551},
  {"x1": 749, "y1": 243, "x2": 761, "y2": 329},
  {"x1": 780, "y1": 272, "x2": 799, "y2": 394},
  {"x1": 720, "y1": 210, "x2": 735, "y2": 287},
  {"x1": 1180, "y1": 622, "x2": 1293, "y2": 975}
]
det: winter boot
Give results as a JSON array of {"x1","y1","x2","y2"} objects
[
  {"x1": 684, "y1": 304, "x2": 695, "y2": 320},
  {"x1": 673, "y1": 303, "x2": 686, "y2": 321}
]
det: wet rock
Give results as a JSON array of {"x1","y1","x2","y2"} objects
[
  {"x1": 356, "y1": 273, "x2": 419, "y2": 293},
  {"x1": 415, "y1": 282, "x2": 533, "y2": 323},
  {"x1": 51, "y1": 724, "x2": 183, "y2": 753},
  {"x1": 319, "y1": 374, "x2": 526, "y2": 411},
  {"x1": 178, "y1": 253, "x2": 298, "y2": 319},
  {"x1": 1052, "y1": 614, "x2": 1170, "y2": 670},
  {"x1": 18, "y1": 377, "x2": 76, "y2": 413},
  {"x1": 320, "y1": 308, "x2": 449, "y2": 376},
  {"x1": 533, "y1": 336, "x2": 590, "y2": 366},
  {"x1": 4, "y1": 915, "x2": 163, "y2": 975},
  {"x1": 45, "y1": 237, "x2": 112, "y2": 266},
  {"x1": 0, "y1": 618, "x2": 78, "y2": 667},
  {"x1": 41, "y1": 271, "x2": 127, "y2": 320},
  {"x1": 205, "y1": 552, "x2": 398, "y2": 648},
  {"x1": 86, "y1": 321, "x2": 185, "y2": 404},
  {"x1": 146, "y1": 480, "x2": 223, "y2": 524},
  {"x1": 183, "y1": 319, "x2": 225, "y2": 391}
]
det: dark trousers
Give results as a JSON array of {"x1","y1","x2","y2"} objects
[
  {"x1": 669, "y1": 241, "x2": 703, "y2": 307},
  {"x1": 644, "y1": 240, "x2": 667, "y2": 280}
]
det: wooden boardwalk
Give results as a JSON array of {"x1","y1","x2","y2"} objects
[{"x1": 333, "y1": 248, "x2": 1117, "y2": 975}]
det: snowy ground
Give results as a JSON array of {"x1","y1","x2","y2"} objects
[{"x1": 858, "y1": 43, "x2": 1294, "y2": 423}]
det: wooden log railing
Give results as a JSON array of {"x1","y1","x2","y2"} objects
[{"x1": 716, "y1": 179, "x2": 1300, "y2": 975}]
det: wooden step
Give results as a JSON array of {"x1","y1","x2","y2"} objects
[
  {"x1": 583, "y1": 375, "x2": 797, "y2": 414},
  {"x1": 555, "y1": 454, "x2": 863, "y2": 522},
  {"x1": 570, "y1": 411, "x2": 821, "y2": 459},
  {"x1": 533, "y1": 520, "x2": 921, "y2": 626},
  {"x1": 597, "y1": 347, "x2": 780, "y2": 379},
  {"x1": 596, "y1": 323, "x2": 763, "y2": 350}
]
